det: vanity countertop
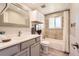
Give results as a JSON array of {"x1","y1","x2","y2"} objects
[{"x1": 0, "y1": 34, "x2": 40, "y2": 50}]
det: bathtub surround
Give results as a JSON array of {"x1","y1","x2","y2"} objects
[
  {"x1": 44, "y1": 38, "x2": 65, "y2": 52},
  {"x1": 45, "y1": 12, "x2": 63, "y2": 40},
  {"x1": 44, "y1": 10, "x2": 70, "y2": 53}
]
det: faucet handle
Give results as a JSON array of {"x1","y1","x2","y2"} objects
[{"x1": 18, "y1": 31, "x2": 22, "y2": 37}]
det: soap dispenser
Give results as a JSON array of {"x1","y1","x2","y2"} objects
[{"x1": 0, "y1": 31, "x2": 5, "y2": 43}]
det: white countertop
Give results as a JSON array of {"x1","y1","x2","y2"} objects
[{"x1": 0, "y1": 34, "x2": 40, "y2": 50}]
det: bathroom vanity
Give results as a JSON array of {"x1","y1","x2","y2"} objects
[{"x1": 0, "y1": 35, "x2": 40, "y2": 56}]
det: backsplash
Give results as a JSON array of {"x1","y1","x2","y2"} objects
[{"x1": 0, "y1": 26, "x2": 31, "y2": 38}]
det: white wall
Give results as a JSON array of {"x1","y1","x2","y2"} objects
[{"x1": 70, "y1": 3, "x2": 79, "y2": 55}]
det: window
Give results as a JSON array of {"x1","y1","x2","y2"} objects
[
  {"x1": 49, "y1": 16, "x2": 62, "y2": 29},
  {"x1": 49, "y1": 18, "x2": 55, "y2": 28},
  {"x1": 36, "y1": 24, "x2": 44, "y2": 30}
]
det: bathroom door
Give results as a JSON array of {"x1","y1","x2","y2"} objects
[{"x1": 70, "y1": 4, "x2": 79, "y2": 56}]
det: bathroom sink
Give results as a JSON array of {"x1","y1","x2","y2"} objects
[
  {"x1": 2, "y1": 39, "x2": 11, "y2": 42},
  {"x1": 1, "y1": 34, "x2": 40, "y2": 43}
]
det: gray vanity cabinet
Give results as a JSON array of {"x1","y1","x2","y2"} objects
[
  {"x1": 0, "y1": 36, "x2": 40, "y2": 56},
  {"x1": 31, "y1": 42, "x2": 40, "y2": 56},
  {"x1": 0, "y1": 44, "x2": 20, "y2": 56},
  {"x1": 21, "y1": 37, "x2": 40, "y2": 56},
  {"x1": 21, "y1": 39, "x2": 35, "y2": 50},
  {"x1": 15, "y1": 48, "x2": 29, "y2": 56},
  {"x1": 30, "y1": 37, "x2": 40, "y2": 56}
]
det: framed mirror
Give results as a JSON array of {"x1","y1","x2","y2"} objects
[{"x1": 0, "y1": 3, "x2": 30, "y2": 27}]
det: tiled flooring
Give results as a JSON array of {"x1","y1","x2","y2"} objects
[{"x1": 41, "y1": 47, "x2": 69, "y2": 56}]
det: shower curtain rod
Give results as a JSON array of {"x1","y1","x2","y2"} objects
[{"x1": 45, "y1": 9, "x2": 70, "y2": 16}]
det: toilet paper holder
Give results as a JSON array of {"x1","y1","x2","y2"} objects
[{"x1": 72, "y1": 42, "x2": 79, "y2": 49}]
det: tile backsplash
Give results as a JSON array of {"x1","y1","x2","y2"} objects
[{"x1": 0, "y1": 26, "x2": 31, "y2": 38}]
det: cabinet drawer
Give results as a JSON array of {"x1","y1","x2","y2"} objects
[
  {"x1": 21, "y1": 39, "x2": 35, "y2": 50},
  {"x1": 35, "y1": 37, "x2": 40, "y2": 42},
  {"x1": 15, "y1": 48, "x2": 29, "y2": 56},
  {"x1": 0, "y1": 44, "x2": 20, "y2": 56}
]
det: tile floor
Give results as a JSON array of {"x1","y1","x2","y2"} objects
[{"x1": 41, "y1": 47, "x2": 69, "y2": 56}]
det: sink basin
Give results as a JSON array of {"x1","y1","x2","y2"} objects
[{"x1": 2, "y1": 39, "x2": 11, "y2": 42}]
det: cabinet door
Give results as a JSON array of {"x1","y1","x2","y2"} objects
[
  {"x1": 21, "y1": 39, "x2": 35, "y2": 50},
  {"x1": 0, "y1": 44, "x2": 20, "y2": 56},
  {"x1": 31, "y1": 42, "x2": 40, "y2": 56},
  {"x1": 35, "y1": 37, "x2": 40, "y2": 42},
  {"x1": 15, "y1": 48, "x2": 29, "y2": 56}
]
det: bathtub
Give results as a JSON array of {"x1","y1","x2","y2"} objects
[{"x1": 44, "y1": 38, "x2": 65, "y2": 52}]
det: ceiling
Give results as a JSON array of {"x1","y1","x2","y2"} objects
[{"x1": 23, "y1": 3, "x2": 70, "y2": 15}]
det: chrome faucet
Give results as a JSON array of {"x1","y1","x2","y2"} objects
[{"x1": 18, "y1": 31, "x2": 21, "y2": 37}]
